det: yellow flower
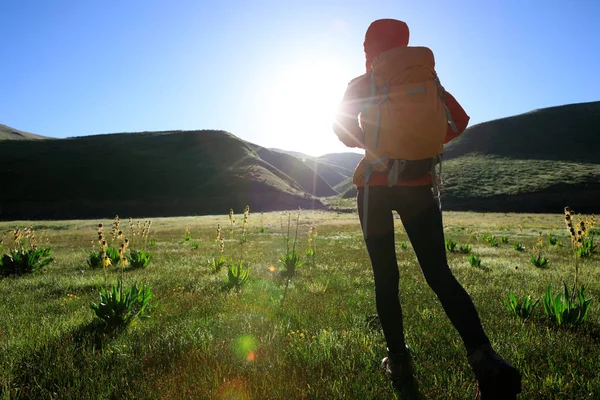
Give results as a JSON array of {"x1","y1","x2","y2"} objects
[
  {"x1": 299, "y1": 333, "x2": 304, "y2": 338},
  {"x1": 103, "y1": 258, "x2": 112, "y2": 267}
]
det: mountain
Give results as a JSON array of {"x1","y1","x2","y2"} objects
[
  {"x1": 2, "y1": 100, "x2": 598, "y2": 219},
  {"x1": 0, "y1": 130, "x2": 328, "y2": 220},
  {"x1": 268, "y1": 149, "x2": 312, "y2": 159},
  {"x1": 273, "y1": 150, "x2": 363, "y2": 188},
  {"x1": 444, "y1": 101, "x2": 600, "y2": 162},
  {"x1": 0, "y1": 124, "x2": 48, "y2": 141},
  {"x1": 251, "y1": 146, "x2": 337, "y2": 197},
  {"x1": 316, "y1": 153, "x2": 363, "y2": 173},
  {"x1": 441, "y1": 101, "x2": 600, "y2": 213}
]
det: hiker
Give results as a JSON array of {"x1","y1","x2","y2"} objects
[{"x1": 333, "y1": 19, "x2": 522, "y2": 399}]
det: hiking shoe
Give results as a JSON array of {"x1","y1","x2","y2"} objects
[
  {"x1": 381, "y1": 346, "x2": 421, "y2": 399},
  {"x1": 468, "y1": 345, "x2": 522, "y2": 400}
]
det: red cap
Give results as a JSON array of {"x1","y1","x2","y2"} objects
[{"x1": 364, "y1": 19, "x2": 410, "y2": 72}]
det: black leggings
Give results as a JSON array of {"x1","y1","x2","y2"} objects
[{"x1": 357, "y1": 185, "x2": 490, "y2": 355}]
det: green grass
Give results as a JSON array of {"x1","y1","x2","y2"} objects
[{"x1": 0, "y1": 211, "x2": 599, "y2": 399}]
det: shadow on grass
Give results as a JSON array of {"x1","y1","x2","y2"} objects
[
  {"x1": 7, "y1": 320, "x2": 129, "y2": 399},
  {"x1": 46, "y1": 283, "x2": 104, "y2": 298},
  {"x1": 531, "y1": 316, "x2": 600, "y2": 343}
]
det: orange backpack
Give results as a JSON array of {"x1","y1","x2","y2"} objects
[
  {"x1": 362, "y1": 46, "x2": 456, "y2": 169},
  {"x1": 360, "y1": 46, "x2": 457, "y2": 237}
]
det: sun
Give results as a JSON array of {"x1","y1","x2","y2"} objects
[{"x1": 263, "y1": 60, "x2": 354, "y2": 156}]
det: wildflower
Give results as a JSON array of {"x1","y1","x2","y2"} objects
[
  {"x1": 111, "y1": 215, "x2": 121, "y2": 241},
  {"x1": 215, "y1": 224, "x2": 221, "y2": 243},
  {"x1": 241, "y1": 205, "x2": 250, "y2": 240}
]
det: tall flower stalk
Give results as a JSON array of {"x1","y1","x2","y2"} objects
[{"x1": 564, "y1": 206, "x2": 588, "y2": 290}]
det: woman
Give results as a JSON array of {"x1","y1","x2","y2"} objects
[{"x1": 333, "y1": 19, "x2": 521, "y2": 400}]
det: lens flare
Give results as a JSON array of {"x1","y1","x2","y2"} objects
[{"x1": 232, "y1": 335, "x2": 257, "y2": 362}]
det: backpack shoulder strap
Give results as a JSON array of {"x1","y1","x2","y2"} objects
[{"x1": 432, "y1": 72, "x2": 459, "y2": 133}]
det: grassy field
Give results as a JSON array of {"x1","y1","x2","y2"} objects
[{"x1": 1, "y1": 210, "x2": 599, "y2": 399}]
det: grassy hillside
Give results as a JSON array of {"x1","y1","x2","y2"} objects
[
  {"x1": 0, "y1": 124, "x2": 47, "y2": 140},
  {"x1": 0, "y1": 130, "x2": 326, "y2": 220},
  {"x1": 441, "y1": 101, "x2": 600, "y2": 213},
  {"x1": 274, "y1": 150, "x2": 362, "y2": 189},
  {"x1": 301, "y1": 158, "x2": 353, "y2": 188},
  {"x1": 278, "y1": 151, "x2": 363, "y2": 189},
  {"x1": 317, "y1": 152, "x2": 363, "y2": 173},
  {"x1": 268, "y1": 148, "x2": 312, "y2": 159},
  {"x1": 444, "y1": 101, "x2": 600, "y2": 162},
  {"x1": 252, "y1": 147, "x2": 337, "y2": 197}
]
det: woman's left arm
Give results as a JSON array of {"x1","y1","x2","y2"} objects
[{"x1": 333, "y1": 73, "x2": 370, "y2": 149}]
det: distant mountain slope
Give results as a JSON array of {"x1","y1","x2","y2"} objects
[
  {"x1": 300, "y1": 158, "x2": 353, "y2": 189},
  {"x1": 252, "y1": 147, "x2": 337, "y2": 197},
  {"x1": 316, "y1": 153, "x2": 363, "y2": 173},
  {"x1": 441, "y1": 101, "x2": 600, "y2": 213},
  {"x1": 268, "y1": 149, "x2": 312, "y2": 159},
  {"x1": 0, "y1": 130, "x2": 326, "y2": 220},
  {"x1": 444, "y1": 101, "x2": 600, "y2": 162},
  {"x1": 0, "y1": 124, "x2": 48, "y2": 140},
  {"x1": 273, "y1": 150, "x2": 363, "y2": 189}
]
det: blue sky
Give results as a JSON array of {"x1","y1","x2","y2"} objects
[{"x1": 2, "y1": 0, "x2": 599, "y2": 156}]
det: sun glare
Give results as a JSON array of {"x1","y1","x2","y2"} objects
[{"x1": 264, "y1": 61, "x2": 352, "y2": 155}]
